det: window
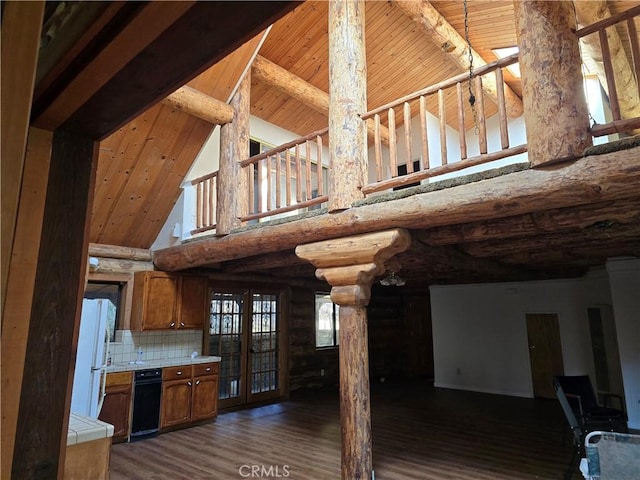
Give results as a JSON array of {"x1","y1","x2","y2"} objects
[
  {"x1": 315, "y1": 293, "x2": 339, "y2": 348},
  {"x1": 84, "y1": 282, "x2": 122, "y2": 342}
]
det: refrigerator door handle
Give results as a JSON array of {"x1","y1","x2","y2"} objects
[{"x1": 91, "y1": 364, "x2": 108, "y2": 372}]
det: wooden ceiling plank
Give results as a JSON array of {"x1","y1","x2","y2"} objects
[
  {"x1": 91, "y1": 105, "x2": 164, "y2": 242},
  {"x1": 100, "y1": 107, "x2": 193, "y2": 245},
  {"x1": 391, "y1": 0, "x2": 523, "y2": 118},
  {"x1": 33, "y1": 1, "x2": 196, "y2": 131},
  {"x1": 126, "y1": 117, "x2": 213, "y2": 248}
]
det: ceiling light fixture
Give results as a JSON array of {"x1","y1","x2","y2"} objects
[
  {"x1": 379, "y1": 259, "x2": 406, "y2": 287},
  {"x1": 379, "y1": 270, "x2": 406, "y2": 287}
]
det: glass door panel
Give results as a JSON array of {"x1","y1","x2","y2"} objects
[
  {"x1": 248, "y1": 293, "x2": 280, "y2": 402},
  {"x1": 209, "y1": 291, "x2": 246, "y2": 408}
]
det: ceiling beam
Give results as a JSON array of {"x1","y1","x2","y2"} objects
[
  {"x1": 31, "y1": 1, "x2": 301, "y2": 140},
  {"x1": 391, "y1": 0, "x2": 524, "y2": 118},
  {"x1": 252, "y1": 55, "x2": 390, "y2": 145},
  {"x1": 574, "y1": 0, "x2": 640, "y2": 122},
  {"x1": 222, "y1": 250, "x2": 303, "y2": 273},
  {"x1": 161, "y1": 86, "x2": 234, "y2": 125},
  {"x1": 461, "y1": 222, "x2": 640, "y2": 258},
  {"x1": 419, "y1": 197, "x2": 640, "y2": 246}
]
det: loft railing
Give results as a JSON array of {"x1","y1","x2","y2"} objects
[
  {"x1": 191, "y1": 171, "x2": 217, "y2": 234},
  {"x1": 361, "y1": 53, "x2": 527, "y2": 195},
  {"x1": 239, "y1": 127, "x2": 329, "y2": 223},
  {"x1": 576, "y1": 5, "x2": 640, "y2": 137}
]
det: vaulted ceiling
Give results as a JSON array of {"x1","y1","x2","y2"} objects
[{"x1": 35, "y1": 0, "x2": 640, "y2": 286}]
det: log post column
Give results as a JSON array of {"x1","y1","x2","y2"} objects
[
  {"x1": 296, "y1": 229, "x2": 411, "y2": 480},
  {"x1": 514, "y1": 0, "x2": 592, "y2": 166},
  {"x1": 328, "y1": 0, "x2": 368, "y2": 212},
  {"x1": 216, "y1": 71, "x2": 249, "y2": 234}
]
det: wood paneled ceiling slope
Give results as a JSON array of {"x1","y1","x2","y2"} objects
[{"x1": 37, "y1": 1, "x2": 640, "y2": 286}]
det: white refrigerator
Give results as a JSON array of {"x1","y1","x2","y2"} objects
[{"x1": 70, "y1": 298, "x2": 110, "y2": 418}]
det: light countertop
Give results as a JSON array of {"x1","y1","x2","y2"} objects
[
  {"x1": 106, "y1": 355, "x2": 221, "y2": 373},
  {"x1": 68, "y1": 413, "x2": 114, "y2": 446}
]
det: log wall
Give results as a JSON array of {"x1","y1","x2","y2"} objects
[{"x1": 288, "y1": 285, "x2": 432, "y2": 391}]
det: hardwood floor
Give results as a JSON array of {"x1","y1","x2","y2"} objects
[{"x1": 110, "y1": 380, "x2": 574, "y2": 480}]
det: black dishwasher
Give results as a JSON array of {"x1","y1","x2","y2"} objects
[{"x1": 130, "y1": 368, "x2": 162, "y2": 441}]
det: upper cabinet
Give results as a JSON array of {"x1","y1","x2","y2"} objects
[{"x1": 131, "y1": 271, "x2": 207, "y2": 331}]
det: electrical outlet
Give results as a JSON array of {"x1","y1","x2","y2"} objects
[{"x1": 320, "y1": 369, "x2": 325, "y2": 376}]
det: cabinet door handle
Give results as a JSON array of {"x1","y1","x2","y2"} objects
[
  {"x1": 180, "y1": 322, "x2": 185, "y2": 328},
  {"x1": 205, "y1": 367, "x2": 211, "y2": 372},
  {"x1": 195, "y1": 380, "x2": 200, "y2": 385},
  {"x1": 176, "y1": 371, "x2": 182, "y2": 375},
  {"x1": 187, "y1": 381, "x2": 192, "y2": 386},
  {"x1": 170, "y1": 322, "x2": 176, "y2": 328}
]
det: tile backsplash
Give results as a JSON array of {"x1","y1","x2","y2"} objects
[{"x1": 109, "y1": 330, "x2": 202, "y2": 364}]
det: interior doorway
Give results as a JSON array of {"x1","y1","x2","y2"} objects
[
  {"x1": 207, "y1": 288, "x2": 285, "y2": 409},
  {"x1": 526, "y1": 313, "x2": 564, "y2": 398}
]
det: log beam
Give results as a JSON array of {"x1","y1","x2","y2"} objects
[
  {"x1": 574, "y1": 0, "x2": 640, "y2": 122},
  {"x1": 328, "y1": 0, "x2": 368, "y2": 212},
  {"x1": 392, "y1": 0, "x2": 523, "y2": 118},
  {"x1": 419, "y1": 197, "x2": 640, "y2": 246},
  {"x1": 161, "y1": 85, "x2": 234, "y2": 125},
  {"x1": 217, "y1": 72, "x2": 250, "y2": 234},
  {"x1": 252, "y1": 55, "x2": 390, "y2": 145},
  {"x1": 88, "y1": 243, "x2": 152, "y2": 261},
  {"x1": 88, "y1": 257, "x2": 154, "y2": 274},
  {"x1": 152, "y1": 146, "x2": 640, "y2": 271},
  {"x1": 514, "y1": 0, "x2": 592, "y2": 166},
  {"x1": 296, "y1": 229, "x2": 411, "y2": 480}
]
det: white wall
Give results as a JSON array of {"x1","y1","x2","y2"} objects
[
  {"x1": 606, "y1": 258, "x2": 640, "y2": 429},
  {"x1": 367, "y1": 110, "x2": 528, "y2": 187},
  {"x1": 430, "y1": 273, "x2": 612, "y2": 398},
  {"x1": 152, "y1": 116, "x2": 330, "y2": 249}
]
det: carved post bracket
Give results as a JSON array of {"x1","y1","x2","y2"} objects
[{"x1": 296, "y1": 228, "x2": 412, "y2": 306}]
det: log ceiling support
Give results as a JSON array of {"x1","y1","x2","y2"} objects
[
  {"x1": 296, "y1": 228, "x2": 411, "y2": 480},
  {"x1": 514, "y1": 0, "x2": 592, "y2": 166},
  {"x1": 161, "y1": 85, "x2": 234, "y2": 125},
  {"x1": 9, "y1": 130, "x2": 97, "y2": 479},
  {"x1": 573, "y1": 0, "x2": 640, "y2": 122},
  {"x1": 153, "y1": 146, "x2": 640, "y2": 271},
  {"x1": 391, "y1": 0, "x2": 523, "y2": 119},
  {"x1": 1, "y1": 1, "x2": 45, "y2": 316},
  {"x1": 252, "y1": 55, "x2": 390, "y2": 146},
  {"x1": 328, "y1": 0, "x2": 368, "y2": 212},
  {"x1": 88, "y1": 243, "x2": 152, "y2": 262},
  {"x1": 217, "y1": 71, "x2": 251, "y2": 234}
]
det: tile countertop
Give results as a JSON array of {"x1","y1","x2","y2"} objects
[
  {"x1": 106, "y1": 355, "x2": 221, "y2": 373},
  {"x1": 68, "y1": 413, "x2": 114, "y2": 446}
]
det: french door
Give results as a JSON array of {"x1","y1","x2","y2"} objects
[{"x1": 208, "y1": 288, "x2": 284, "y2": 409}]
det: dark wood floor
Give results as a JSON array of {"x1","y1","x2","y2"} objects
[{"x1": 110, "y1": 380, "x2": 574, "y2": 480}]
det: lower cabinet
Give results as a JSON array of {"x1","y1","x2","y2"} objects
[
  {"x1": 160, "y1": 362, "x2": 219, "y2": 430},
  {"x1": 98, "y1": 372, "x2": 133, "y2": 443}
]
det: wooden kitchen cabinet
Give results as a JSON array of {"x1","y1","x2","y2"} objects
[
  {"x1": 178, "y1": 275, "x2": 207, "y2": 330},
  {"x1": 192, "y1": 363, "x2": 219, "y2": 422},
  {"x1": 160, "y1": 363, "x2": 219, "y2": 430},
  {"x1": 98, "y1": 372, "x2": 132, "y2": 443},
  {"x1": 131, "y1": 271, "x2": 206, "y2": 331}
]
